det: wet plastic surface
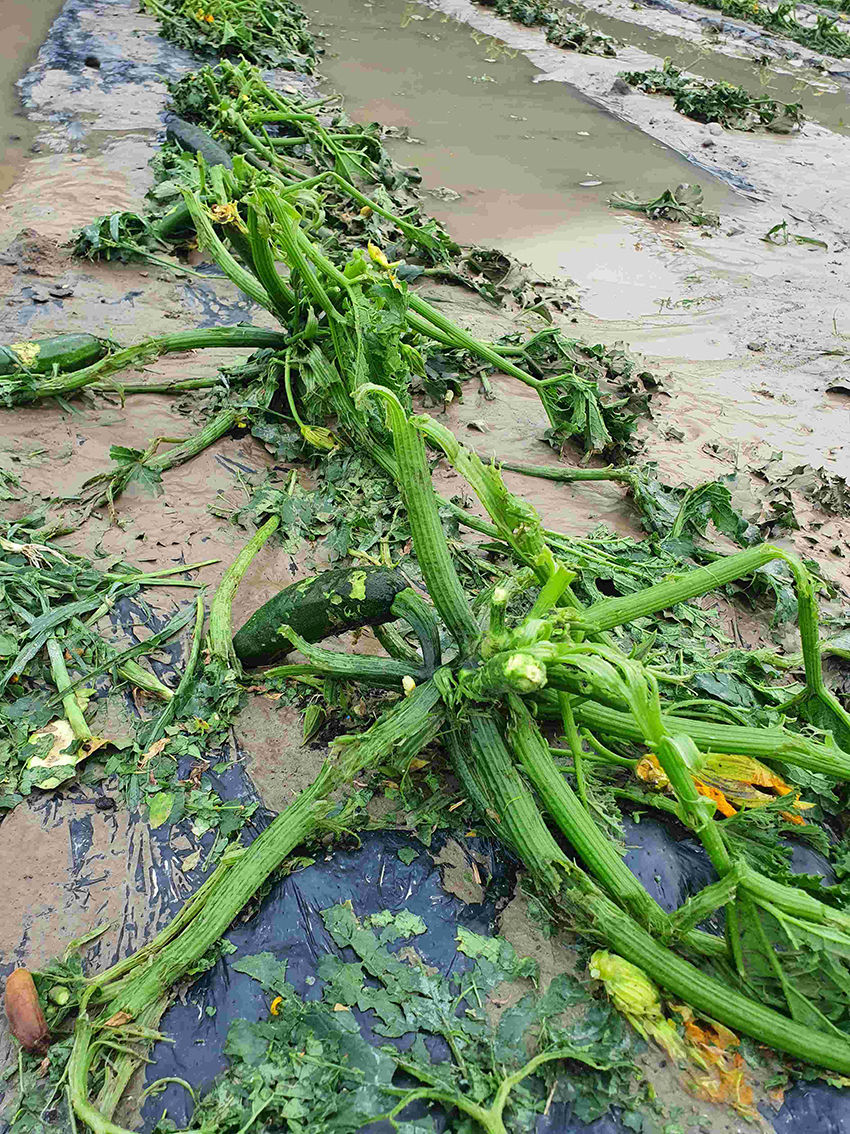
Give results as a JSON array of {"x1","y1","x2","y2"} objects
[
  {"x1": 137, "y1": 828, "x2": 623, "y2": 1134},
  {"x1": 18, "y1": 0, "x2": 195, "y2": 112}
]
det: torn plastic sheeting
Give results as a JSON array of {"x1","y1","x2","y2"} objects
[
  {"x1": 138, "y1": 829, "x2": 625, "y2": 1134},
  {"x1": 3, "y1": 777, "x2": 847, "y2": 1131},
  {"x1": 621, "y1": 814, "x2": 717, "y2": 912},
  {"x1": 111, "y1": 595, "x2": 188, "y2": 682},
  {"x1": 773, "y1": 1083, "x2": 850, "y2": 1134}
]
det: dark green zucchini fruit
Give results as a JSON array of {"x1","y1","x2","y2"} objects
[{"x1": 233, "y1": 566, "x2": 408, "y2": 667}]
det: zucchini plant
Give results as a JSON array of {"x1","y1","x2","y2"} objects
[
  {"x1": 13, "y1": 59, "x2": 850, "y2": 1134},
  {"x1": 58, "y1": 378, "x2": 850, "y2": 1133}
]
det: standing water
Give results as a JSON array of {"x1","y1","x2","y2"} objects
[
  {"x1": 307, "y1": 0, "x2": 741, "y2": 315},
  {"x1": 0, "y1": 0, "x2": 67, "y2": 195}
]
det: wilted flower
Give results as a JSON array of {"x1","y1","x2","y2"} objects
[
  {"x1": 299, "y1": 424, "x2": 338, "y2": 452},
  {"x1": 636, "y1": 750, "x2": 811, "y2": 824},
  {"x1": 590, "y1": 950, "x2": 686, "y2": 1061},
  {"x1": 366, "y1": 241, "x2": 402, "y2": 288},
  {"x1": 208, "y1": 201, "x2": 242, "y2": 227}
]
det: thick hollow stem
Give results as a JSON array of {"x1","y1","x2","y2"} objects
[
  {"x1": 488, "y1": 460, "x2": 635, "y2": 485},
  {"x1": 507, "y1": 696, "x2": 682, "y2": 943},
  {"x1": 571, "y1": 881, "x2": 850, "y2": 1076},
  {"x1": 70, "y1": 681, "x2": 445, "y2": 1130},
  {"x1": 183, "y1": 192, "x2": 275, "y2": 312},
  {"x1": 454, "y1": 706, "x2": 850, "y2": 1075},
  {"x1": 577, "y1": 544, "x2": 850, "y2": 744},
  {"x1": 555, "y1": 696, "x2": 850, "y2": 781},
  {"x1": 354, "y1": 385, "x2": 479, "y2": 652}
]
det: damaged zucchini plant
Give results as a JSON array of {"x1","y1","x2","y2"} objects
[
  {"x1": 141, "y1": 0, "x2": 318, "y2": 70},
  {"x1": 14, "y1": 155, "x2": 850, "y2": 1131},
  {"x1": 0, "y1": 523, "x2": 213, "y2": 809},
  {"x1": 473, "y1": 0, "x2": 616, "y2": 55},
  {"x1": 73, "y1": 61, "x2": 560, "y2": 311},
  {"x1": 689, "y1": 0, "x2": 850, "y2": 57},
  {"x1": 609, "y1": 184, "x2": 720, "y2": 227},
  {"x1": 619, "y1": 59, "x2": 804, "y2": 132},
  {"x1": 170, "y1": 905, "x2": 645, "y2": 1134},
  {"x1": 5, "y1": 39, "x2": 850, "y2": 1133}
]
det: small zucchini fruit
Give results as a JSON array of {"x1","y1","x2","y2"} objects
[{"x1": 165, "y1": 116, "x2": 233, "y2": 169}]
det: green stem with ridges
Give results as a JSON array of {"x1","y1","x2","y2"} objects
[
  {"x1": 270, "y1": 624, "x2": 428, "y2": 689},
  {"x1": 354, "y1": 385, "x2": 479, "y2": 652},
  {"x1": 28, "y1": 327, "x2": 288, "y2": 403},
  {"x1": 246, "y1": 205, "x2": 296, "y2": 318},
  {"x1": 549, "y1": 696, "x2": 850, "y2": 781},
  {"x1": 559, "y1": 692, "x2": 588, "y2": 808},
  {"x1": 46, "y1": 637, "x2": 91, "y2": 740},
  {"x1": 182, "y1": 191, "x2": 274, "y2": 312},
  {"x1": 507, "y1": 695, "x2": 691, "y2": 944},
  {"x1": 208, "y1": 516, "x2": 280, "y2": 668},
  {"x1": 69, "y1": 680, "x2": 446, "y2": 1130}
]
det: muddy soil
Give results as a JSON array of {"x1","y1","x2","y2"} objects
[{"x1": 0, "y1": 0, "x2": 848, "y2": 1128}]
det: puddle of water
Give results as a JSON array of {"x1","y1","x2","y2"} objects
[
  {"x1": 307, "y1": 0, "x2": 741, "y2": 316},
  {"x1": 0, "y1": 0, "x2": 67, "y2": 195}
]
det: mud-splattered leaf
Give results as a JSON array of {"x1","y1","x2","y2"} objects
[{"x1": 147, "y1": 790, "x2": 175, "y2": 829}]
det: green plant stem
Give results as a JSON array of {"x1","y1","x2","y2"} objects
[
  {"x1": 549, "y1": 745, "x2": 637, "y2": 769},
  {"x1": 68, "y1": 681, "x2": 445, "y2": 1129},
  {"x1": 567, "y1": 876, "x2": 850, "y2": 1074},
  {"x1": 208, "y1": 516, "x2": 280, "y2": 667},
  {"x1": 30, "y1": 327, "x2": 288, "y2": 403},
  {"x1": 95, "y1": 377, "x2": 225, "y2": 396},
  {"x1": 491, "y1": 460, "x2": 635, "y2": 484},
  {"x1": 64, "y1": 400, "x2": 261, "y2": 536},
  {"x1": 507, "y1": 696, "x2": 695, "y2": 946},
  {"x1": 454, "y1": 705, "x2": 850, "y2": 1073},
  {"x1": 571, "y1": 542, "x2": 850, "y2": 752},
  {"x1": 271, "y1": 624, "x2": 428, "y2": 689},
  {"x1": 406, "y1": 298, "x2": 546, "y2": 392},
  {"x1": 46, "y1": 637, "x2": 91, "y2": 740},
  {"x1": 354, "y1": 386, "x2": 479, "y2": 652},
  {"x1": 390, "y1": 588, "x2": 442, "y2": 672},
  {"x1": 275, "y1": 168, "x2": 446, "y2": 259},
  {"x1": 558, "y1": 692, "x2": 588, "y2": 807},
  {"x1": 552, "y1": 695, "x2": 850, "y2": 781},
  {"x1": 246, "y1": 205, "x2": 297, "y2": 318},
  {"x1": 117, "y1": 660, "x2": 173, "y2": 702},
  {"x1": 182, "y1": 192, "x2": 276, "y2": 312}
]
